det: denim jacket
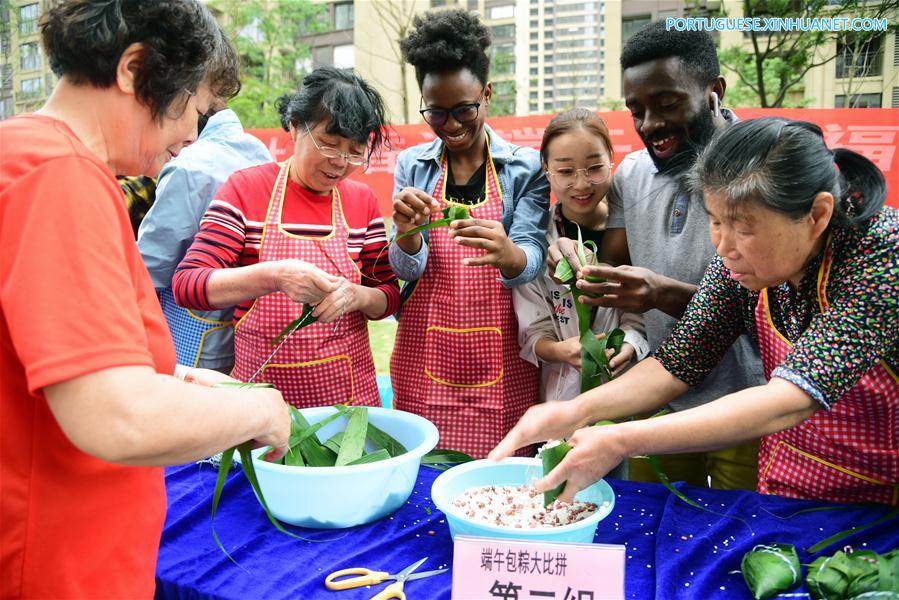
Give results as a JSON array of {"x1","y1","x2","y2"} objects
[{"x1": 388, "y1": 125, "x2": 550, "y2": 290}]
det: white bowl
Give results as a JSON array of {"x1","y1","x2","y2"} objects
[{"x1": 247, "y1": 406, "x2": 438, "y2": 529}]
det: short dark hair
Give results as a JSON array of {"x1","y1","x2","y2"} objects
[
  {"x1": 40, "y1": 0, "x2": 240, "y2": 120},
  {"x1": 541, "y1": 108, "x2": 613, "y2": 166},
  {"x1": 691, "y1": 117, "x2": 886, "y2": 228},
  {"x1": 620, "y1": 21, "x2": 720, "y2": 87},
  {"x1": 276, "y1": 67, "x2": 389, "y2": 162},
  {"x1": 400, "y1": 8, "x2": 491, "y2": 89}
]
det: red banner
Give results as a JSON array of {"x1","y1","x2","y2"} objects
[{"x1": 248, "y1": 108, "x2": 899, "y2": 217}]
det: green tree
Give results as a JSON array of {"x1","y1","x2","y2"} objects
[
  {"x1": 715, "y1": 0, "x2": 899, "y2": 108},
  {"x1": 208, "y1": 0, "x2": 327, "y2": 128}
]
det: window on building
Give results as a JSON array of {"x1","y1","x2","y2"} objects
[
  {"x1": 622, "y1": 15, "x2": 651, "y2": 46},
  {"x1": 529, "y1": 101, "x2": 538, "y2": 112},
  {"x1": 530, "y1": 91, "x2": 538, "y2": 100},
  {"x1": 544, "y1": 66, "x2": 553, "y2": 74},
  {"x1": 836, "y1": 35, "x2": 884, "y2": 79},
  {"x1": 834, "y1": 93, "x2": 882, "y2": 108},
  {"x1": 530, "y1": 7, "x2": 538, "y2": 16},
  {"x1": 431, "y1": 0, "x2": 447, "y2": 7},
  {"x1": 544, "y1": 42, "x2": 554, "y2": 50},
  {"x1": 312, "y1": 46, "x2": 331, "y2": 69},
  {"x1": 333, "y1": 44, "x2": 355, "y2": 69},
  {"x1": 18, "y1": 3, "x2": 39, "y2": 35},
  {"x1": 20, "y1": 76, "x2": 41, "y2": 97},
  {"x1": 530, "y1": 19, "x2": 539, "y2": 28},
  {"x1": 530, "y1": 67, "x2": 538, "y2": 75},
  {"x1": 20, "y1": 42, "x2": 39, "y2": 71},
  {"x1": 492, "y1": 24, "x2": 515, "y2": 39},
  {"x1": 892, "y1": 86, "x2": 899, "y2": 107},
  {"x1": 530, "y1": 43, "x2": 539, "y2": 52},
  {"x1": 544, "y1": 78, "x2": 553, "y2": 86},
  {"x1": 489, "y1": 4, "x2": 514, "y2": 19},
  {"x1": 0, "y1": 98, "x2": 11, "y2": 119},
  {"x1": 334, "y1": 3, "x2": 354, "y2": 30},
  {"x1": 468, "y1": 0, "x2": 478, "y2": 10}
]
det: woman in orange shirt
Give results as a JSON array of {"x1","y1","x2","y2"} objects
[{"x1": 0, "y1": 2, "x2": 290, "y2": 597}]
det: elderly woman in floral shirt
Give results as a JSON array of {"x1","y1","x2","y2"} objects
[{"x1": 492, "y1": 117, "x2": 898, "y2": 506}]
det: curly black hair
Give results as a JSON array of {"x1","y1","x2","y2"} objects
[
  {"x1": 400, "y1": 8, "x2": 492, "y2": 89},
  {"x1": 276, "y1": 67, "x2": 389, "y2": 162},
  {"x1": 40, "y1": 0, "x2": 240, "y2": 120},
  {"x1": 620, "y1": 21, "x2": 720, "y2": 87}
]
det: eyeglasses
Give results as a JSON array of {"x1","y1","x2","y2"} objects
[
  {"x1": 546, "y1": 163, "x2": 613, "y2": 188},
  {"x1": 303, "y1": 122, "x2": 367, "y2": 166},
  {"x1": 419, "y1": 86, "x2": 486, "y2": 127}
]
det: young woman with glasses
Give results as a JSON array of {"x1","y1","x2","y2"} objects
[
  {"x1": 388, "y1": 9, "x2": 550, "y2": 458},
  {"x1": 513, "y1": 110, "x2": 647, "y2": 430},
  {"x1": 174, "y1": 67, "x2": 398, "y2": 408}
]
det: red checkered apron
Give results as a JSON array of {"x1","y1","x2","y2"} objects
[
  {"x1": 755, "y1": 239, "x2": 899, "y2": 505},
  {"x1": 231, "y1": 159, "x2": 379, "y2": 408},
  {"x1": 390, "y1": 145, "x2": 539, "y2": 458}
]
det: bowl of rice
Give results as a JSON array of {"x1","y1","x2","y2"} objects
[{"x1": 431, "y1": 458, "x2": 615, "y2": 543}]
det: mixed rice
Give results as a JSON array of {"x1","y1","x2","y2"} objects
[{"x1": 452, "y1": 484, "x2": 602, "y2": 528}]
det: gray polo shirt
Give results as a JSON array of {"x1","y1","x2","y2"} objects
[{"x1": 607, "y1": 146, "x2": 765, "y2": 411}]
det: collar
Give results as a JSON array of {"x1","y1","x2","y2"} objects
[{"x1": 416, "y1": 124, "x2": 514, "y2": 165}]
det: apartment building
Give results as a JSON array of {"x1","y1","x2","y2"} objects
[{"x1": 1, "y1": 1, "x2": 56, "y2": 120}]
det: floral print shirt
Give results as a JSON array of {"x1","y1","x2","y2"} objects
[{"x1": 654, "y1": 206, "x2": 899, "y2": 408}]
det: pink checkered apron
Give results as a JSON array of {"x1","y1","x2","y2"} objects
[
  {"x1": 755, "y1": 240, "x2": 899, "y2": 505},
  {"x1": 231, "y1": 159, "x2": 379, "y2": 408},
  {"x1": 390, "y1": 146, "x2": 539, "y2": 458}
]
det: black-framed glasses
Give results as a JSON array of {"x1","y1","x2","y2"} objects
[
  {"x1": 419, "y1": 86, "x2": 486, "y2": 127},
  {"x1": 303, "y1": 122, "x2": 367, "y2": 166},
  {"x1": 546, "y1": 163, "x2": 613, "y2": 188}
]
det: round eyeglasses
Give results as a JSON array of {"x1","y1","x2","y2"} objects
[
  {"x1": 303, "y1": 122, "x2": 367, "y2": 166},
  {"x1": 419, "y1": 86, "x2": 486, "y2": 128},
  {"x1": 546, "y1": 163, "x2": 613, "y2": 188}
]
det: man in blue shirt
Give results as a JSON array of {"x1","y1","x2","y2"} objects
[{"x1": 137, "y1": 102, "x2": 271, "y2": 372}]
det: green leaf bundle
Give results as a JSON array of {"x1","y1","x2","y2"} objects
[
  {"x1": 806, "y1": 549, "x2": 899, "y2": 600},
  {"x1": 540, "y1": 440, "x2": 572, "y2": 506},
  {"x1": 740, "y1": 543, "x2": 801, "y2": 599}
]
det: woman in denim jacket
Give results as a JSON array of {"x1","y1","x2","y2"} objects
[{"x1": 387, "y1": 9, "x2": 550, "y2": 458}]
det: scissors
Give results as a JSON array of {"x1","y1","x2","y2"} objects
[{"x1": 325, "y1": 556, "x2": 448, "y2": 599}]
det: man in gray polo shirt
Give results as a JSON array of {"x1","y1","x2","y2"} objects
[{"x1": 563, "y1": 22, "x2": 765, "y2": 489}]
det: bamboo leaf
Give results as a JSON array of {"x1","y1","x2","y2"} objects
[
  {"x1": 394, "y1": 217, "x2": 450, "y2": 241},
  {"x1": 237, "y1": 444, "x2": 310, "y2": 540},
  {"x1": 323, "y1": 431, "x2": 344, "y2": 455},
  {"x1": 334, "y1": 407, "x2": 368, "y2": 466},
  {"x1": 805, "y1": 508, "x2": 899, "y2": 554},
  {"x1": 283, "y1": 444, "x2": 305, "y2": 467},
  {"x1": 444, "y1": 205, "x2": 470, "y2": 221},
  {"x1": 272, "y1": 303, "x2": 317, "y2": 345},
  {"x1": 365, "y1": 421, "x2": 408, "y2": 457},
  {"x1": 211, "y1": 447, "x2": 240, "y2": 565},
  {"x1": 554, "y1": 257, "x2": 576, "y2": 284},
  {"x1": 347, "y1": 448, "x2": 391, "y2": 465},
  {"x1": 421, "y1": 449, "x2": 475, "y2": 464},
  {"x1": 287, "y1": 405, "x2": 351, "y2": 449},
  {"x1": 575, "y1": 223, "x2": 587, "y2": 267},
  {"x1": 540, "y1": 440, "x2": 572, "y2": 506}
]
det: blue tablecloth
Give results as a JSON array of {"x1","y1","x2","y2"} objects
[{"x1": 156, "y1": 463, "x2": 898, "y2": 599}]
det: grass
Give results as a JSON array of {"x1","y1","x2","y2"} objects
[{"x1": 367, "y1": 317, "x2": 397, "y2": 375}]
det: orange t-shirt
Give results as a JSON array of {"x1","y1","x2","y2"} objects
[{"x1": 0, "y1": 115, "x2": 176, "y2": 597}]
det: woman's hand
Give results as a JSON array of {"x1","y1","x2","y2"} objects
[
  {"x1": 547, "y1": 237, "x2": 584, "y2": 283},
  {"x1": 275, "y1": 259, "x2": 341, "y2": 304},
  {"x1": 489, "y1": 400, "x2": 588, "y2": 462},
  {"x1": 252, "y1": 388, "x2": 292, "y2": 462},
  {"x1": 393, "y1": 187, "x2": 439, "y2": 254},
  {"x1": 312, "y1": 279, "x2": 386, "y2": 323},
  {"x1": 176, "y1": 366, "x2": 234, "y2": 387},
  {"x1": 534, "y1": 424, "x2": 630, "y2": 503},
  {"x1": 449, "y1": 218, "x2": 526, "y2": 278},
  {"x1": 609, "y1": 342, "x2": 636, "y2": 377}
]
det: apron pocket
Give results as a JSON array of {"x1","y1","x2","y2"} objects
[
  {"x1": 423, "y1": 326, "x2": 503, "y2": 388},
  {"x1": 763, "y1": 440, "x2": 898, "y2": 505},
  {"x1": 261, "y1": 356, "x2": 354, "y2": 407}
]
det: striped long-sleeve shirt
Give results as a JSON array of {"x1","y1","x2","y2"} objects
[{"x1": 173, "y1": 162, "x2": 399, "y2": 321}]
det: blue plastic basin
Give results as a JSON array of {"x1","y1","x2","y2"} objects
[
  {"x1": 248, "y1": 406, "x2": 438, "y2": 529},
  {"x1": 431, "y1": 458, "x2": 615, "y2": 543}
]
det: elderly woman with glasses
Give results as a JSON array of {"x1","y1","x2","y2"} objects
[
  {"x1": 388, "y1": 9, "x2": 550, "y2": 458},
  {"x1": 173, "y1": 67, "x2": 398, "y2": 408},
  {"x1": 513, "y1": 110, "x2": 648, "y2": 424}
]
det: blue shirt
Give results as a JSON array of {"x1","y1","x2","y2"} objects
[
  {"x1": 388, "y1": 125, "x2": 550, "y2": 289},
  {"x1": 137, "y1": 109, "x2": 271, "y2": 368}
]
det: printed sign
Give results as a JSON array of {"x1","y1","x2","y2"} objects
[{"x1": 451, "y1": 535, "x2": 625, "y2": 600}]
